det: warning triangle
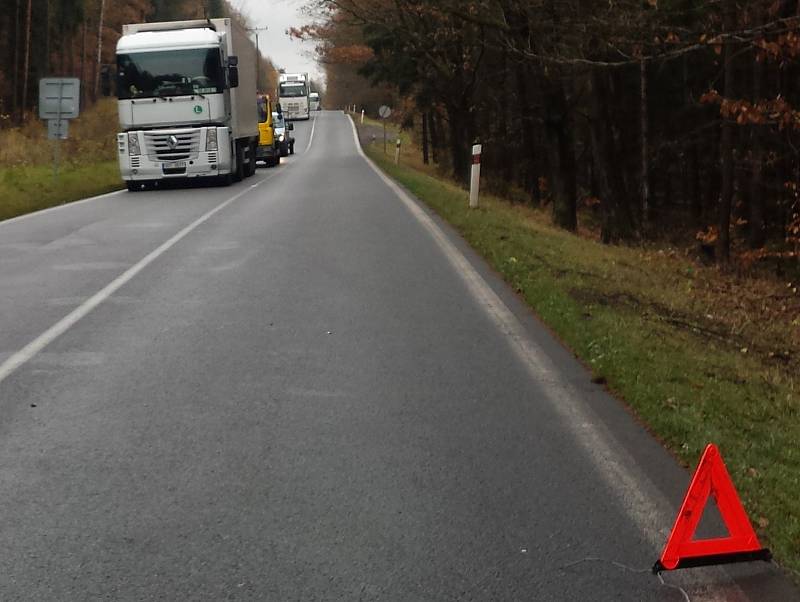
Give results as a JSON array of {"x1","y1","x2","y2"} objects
[{"x1": 653, "y1": 444, "x2": 771, "y2": 572}]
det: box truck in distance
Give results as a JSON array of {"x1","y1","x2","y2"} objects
[{"x1": 115, "y1": 19, "x2": 259, "y2": 190}]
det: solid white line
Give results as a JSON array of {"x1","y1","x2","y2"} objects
[
  {"x1": 0, "y1": 176, "x2": 271, "y2": 386},
  {"x1": 347, "y1": 113, "x2": 752, "y2": 597},
  {"x1": 346, "y1": 114, "x2": 671, "y2": 545},
  {"x1": 0, "y1": 189, "x2": 126, "y2": 228},
  {"x1": 305, "y1": 116, "x2": 317, "y2": 153}
]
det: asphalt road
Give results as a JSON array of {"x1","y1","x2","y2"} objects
[{"x1": 0, "y1": 112, "x2": 796, "y2": 601}]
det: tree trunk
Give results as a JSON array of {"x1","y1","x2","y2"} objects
[
  {"x1": 640, "y1": 57, "x2": 650, "y2": 232},
  {"x1": 44, "y1": 0, "x2": 50, "y2": 76},
  {"x1": 716, "y1": 0, "x2": 736, "y2": 263},
  {"x1": 749, "y1": 5, "x2": 766, "y2": 249},
  {"x1": 686, "y1": 141, "x2": 701, "y2": 225},
  {"x1": 421, "y1": 111, "x2": 430, "y2": 165},
  {"x1": 430, "y1": 111, "x2": 441, "y2": 164},
  {"x1": 588, "y1": 69, "x2": 635, "y2": 242},
  {"x1": 93, "y1": 0, "x2": 106, "y2": 100},
  {"x1": 20, "y1": 0, "x2": 32, "y2": 120},
  {"x1": 80, "y1": 19, "x2": 87, "y2": 107},
  {"x1": 12, "y1": 0, "x2": 21, "y2": 120},
  {"x1": 543, "y1": 72, "x2": 577, "y2": 231},
  {"x1": 447, "y1": 104, "x2": 474, "y2": 184}
]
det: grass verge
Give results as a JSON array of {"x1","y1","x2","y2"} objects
[
  {"x1": 360, "y1": 132, "x2": 800, "y2": 579},
  {"x1": 0, "y1": 162, "x2": 122, "y2": 222}
]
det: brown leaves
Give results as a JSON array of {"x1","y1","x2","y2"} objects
[{"x1": 701, "y1": 91, "x2": 800, "y2": 130}]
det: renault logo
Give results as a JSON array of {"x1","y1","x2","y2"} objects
[{"x1": 167, "y1": 135, "x2": 179, "y2": 150}]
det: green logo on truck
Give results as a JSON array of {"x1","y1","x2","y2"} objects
[{"x1": 193, "y1": 105, "x2": 203, "y2": 114}]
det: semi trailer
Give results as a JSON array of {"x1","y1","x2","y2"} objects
[{"x1": 115, "y1": 18, "x2": 259, "y2": 190}]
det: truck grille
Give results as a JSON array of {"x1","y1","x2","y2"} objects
[
  {"x1": 144, "y1": 130, "x2": 201, "y2": 161},
  {"x1": 286, "y1": 103, "x2": 300, "y2": 113}
]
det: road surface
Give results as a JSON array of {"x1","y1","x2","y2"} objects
[{"x1": 0, "y1": 112, "x2": 796, "y2": 600}]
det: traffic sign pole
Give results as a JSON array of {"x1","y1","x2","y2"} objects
[
  {"x1": 378, "y1": 105, "x2": 392, "y2": 155},
  {"x1": 54, "y1": 80, "x2": 63, "y2": 178}
]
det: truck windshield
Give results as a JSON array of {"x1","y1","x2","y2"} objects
[
  {"x1": 279, "y1": 84, "x2": 307, "y2": 98},
  {"x1": 117, "y1": 48, "x2": 225, "y2": 99}
]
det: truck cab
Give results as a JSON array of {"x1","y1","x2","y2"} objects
[
  {"x1": 256, "y1": 95, "x2": 280, "y2": 167},
  {"x1": 115, "y1": 19, "x2": 259, "y2": 190}
]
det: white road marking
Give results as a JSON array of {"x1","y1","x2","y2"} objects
[
  {"x1": 346, "y1": 115, "x2": 747, "y2": 600},
  {"x1": 0, "y1": 176, "x2": 273, "y2": 386},
  {"x1": 0, "y1": 189, "x2": 126, "y2": 228},
  {"x1": 305, "y1": 116, "x2": 317, "y2": 153}
]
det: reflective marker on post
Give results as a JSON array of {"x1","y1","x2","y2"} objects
[
  {"x1": 361, "y1": 109, "x2": 365, "y2": 124},
  {"x1": 395, "y1": 138, "x2": 401, "y2": 165},
  {"x1": 469, "y1": 144, "x2": 482, "y2": 208}
]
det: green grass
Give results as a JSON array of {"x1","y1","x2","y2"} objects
[
  {"x1": 0, "y1": 99, "x2": 123, "y2": 221},
  {"x1": 0, "y1": 162, "x2": 122, "y2": 222},
  {"x1": 363, "y1": 139, "x2": 800, "y2": 579}
]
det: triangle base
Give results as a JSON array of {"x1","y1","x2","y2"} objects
[{"x1": 652, "y1": 548, "x2": 772, "y2": 573}]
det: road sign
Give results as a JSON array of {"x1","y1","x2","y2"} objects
[
  {"x1": 39, "y1": 78, "x2": 81, "y2": 120},
  {"x1": 378, "y1": 105, "x2": 392, "y2": 119},
  {"x1": 47, "y1": 119, "x2": 69, "y2": 140}
]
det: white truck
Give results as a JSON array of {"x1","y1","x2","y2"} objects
[
  {"x1": 115, "y1": 18, "x2": 259, "y2": 190},
  {"x1": 309, "y1": 92, "x2": 320, "y2": 111},
  {"x1": 278, "y1": 73, "x2": 310, "y2": 120}
]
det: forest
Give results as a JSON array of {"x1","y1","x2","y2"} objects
[
  {"x1": 0, "y1": 0, "x2": 280, "y2": 126},
  {"x1": 303, "y1": 0, "x2": 800, "y2": 266}
]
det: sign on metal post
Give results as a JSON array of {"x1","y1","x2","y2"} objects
[
  {"x1": 378, "y1": 105, "x2": 392, "y2": 154},
  {"x1": 39, "y1": 78, "x2": 81, "y2": 120},
  {"x1": 39, "y1": 78, "x2": 81, "y2": 178},
  {"x1": 47, "y1": 119, "x2": 69, "y2": 140}
]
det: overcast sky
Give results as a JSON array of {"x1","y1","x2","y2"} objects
[{"x1": 237, "y1": 0, "x2": 324, "y2": 85}]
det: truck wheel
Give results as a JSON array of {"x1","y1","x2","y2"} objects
[
  {"x1": 246, "y1": 142, "x2": 257, "y2": 177},
  {"x1": 126, "y1": 181, "x2": 141, "y2": 192},
  {"x1": 233, "y1": 143, "x2": 245, "y2": 182},
  {"x1": 289, "y1": 142, "x2": 295, "y2": 155}
]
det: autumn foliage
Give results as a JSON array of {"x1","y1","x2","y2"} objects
[{"x1": 303, "y1": 0, "x2": 800, "y2": 267}]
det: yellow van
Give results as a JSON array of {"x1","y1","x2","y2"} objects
[{"x1": 256, "y1": 95, "x2": 280, "y2": 168}]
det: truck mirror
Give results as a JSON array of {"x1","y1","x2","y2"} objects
[
  {"x1": 229, "y1": 66, "x2": 239, "y2": 88},
  {"x1": 228, "y1": 55, "x2": 238, "y2": 67},
  {"x1": 100, "y1": 66, "x2": 112, "y2": 97},
  {"x1": 287, "y1": 123, "x2": 294, "y2": 131}
]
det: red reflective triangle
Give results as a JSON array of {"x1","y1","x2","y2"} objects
[{"x1": 655, "y1": 444, "x2": 770, "y2": 572}]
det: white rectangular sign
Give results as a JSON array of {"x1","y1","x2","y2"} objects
[
  {"x1": 47, "y1": 119, "x2": 70, "y2": 140},
  {"x1": 39, "y1": 78, "x2": 81, "y2": 120}
]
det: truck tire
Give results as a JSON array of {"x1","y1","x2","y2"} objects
[
  {"x1": 126, "y1": 181, "x2": 141, "y2": 192},
  {"x1": 289, "y1": 142, "x2": 295, "y2": 155},
  {"x1": 246, "y1": 142, "x2": 257, "y2": 177},
  {"x1": 233, "y1": 143, "x2": 245, "y2": 182}
]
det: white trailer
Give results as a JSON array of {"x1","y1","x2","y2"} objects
[
  {"x1": 115, "y1": 18, "x2": 259, "y2": 190},
  {"x1": 278, "y1": 73, "x2": 310, "y2": 120}
]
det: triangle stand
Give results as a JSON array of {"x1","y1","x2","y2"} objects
[{"x1": 653, "y1": 444, "x2": 771, "y2": 573}]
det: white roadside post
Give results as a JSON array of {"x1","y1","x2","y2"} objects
[
  {"x1": 360, "y1": 109, "x2": 365, "y2": 124},
  {"x1": 469, "y1": 143, "x2": 482, "y2": 208},
  {"x1": 395, "y1": 138, "x2": 401, "y2": 165}
]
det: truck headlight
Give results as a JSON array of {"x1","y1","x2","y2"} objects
[
  {"x1": 128, "y1": 132, "x2": 140, "y2": 156},
  {"x1": 278, "y1": 134, "x2": 285, "y2": 142},
  {"x1": 206, "y1": 128, "x2": 218, "y2": 151}
]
